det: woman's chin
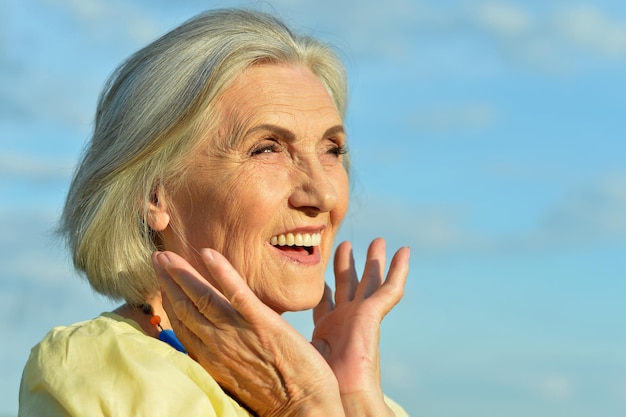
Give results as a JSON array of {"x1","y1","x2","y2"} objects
[{"x1": 264, "y1": 288, "x2": 325, "y2": 314}]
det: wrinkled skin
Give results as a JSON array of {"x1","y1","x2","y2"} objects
[
  {"x1": 147, "y1": 64, "x2": 410, "y2": 416},
  {"x1": 153, "y1": 238, "x2": 409, "y2": 417},
  {"x1": 148, "y1": 64, "x2": 349, "y2": 314}
]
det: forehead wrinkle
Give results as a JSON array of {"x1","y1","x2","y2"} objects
[
  {"x1": 217, "y1": 106, "x2": 344, "y2": 151},
  {"x1": 212, "y1": 65, "x2": 344, "y2": 151},
  {"x1": 247, "y1": 123, "x2": 345, "y2": 143},
  {"x1": 241, "y1": 99, "x2": 345, "y2": 144},
  {"x1": 213, "y1": 96, "x2": 260, "y2": 151}
]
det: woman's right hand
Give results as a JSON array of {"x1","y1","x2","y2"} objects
[
  {"x1": 311, "y1": 239, "x2": 409, "y2": 416},
  {"x1": 152, "y1": 249, "x2": 346, "y2": 417}
]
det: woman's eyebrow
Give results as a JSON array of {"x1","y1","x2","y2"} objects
[
  {"x1": 323, "y1": 125, "x2": 345, "y2": 138},
  {"x1": 247, "y1": 124, "x2": 296, "y2": 141},
  {"x1": 246, "y1": 124, "x2": 345, "y2": 141}
]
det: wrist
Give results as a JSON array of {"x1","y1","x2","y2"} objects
[
  {"x1": 264, "y1": 376, "x2": 345, "y2": 417},
  {"x1": 286, "y1": 393, "x2": 346, "y2": 417},
  {"x1": 340, "y1": 391, "x2": 395, "y2": 417}
]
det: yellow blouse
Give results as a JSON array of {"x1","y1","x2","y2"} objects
[{"x1": 19, "y1": 313, "x2": 408, "y2": 416}]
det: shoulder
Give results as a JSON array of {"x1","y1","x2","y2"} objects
[
  {"x1": 24, "y1": 313, "x2": 155, "y2": 376},
  {"x1": 32, "y1": 313, "x2": 143, "y2": 353},
  {"x1": 20, "y1": 314, "x2": 251, "y2": 417},
  {"x1": 21, "y1": 314, "x2": 166, "y2": 379}
]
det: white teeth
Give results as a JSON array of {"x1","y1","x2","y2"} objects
[{"x1": 270, "y1": 232, "x2": 321, "y2": 247}]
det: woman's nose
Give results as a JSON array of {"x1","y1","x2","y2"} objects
[{"x1": 288, "y1": 162, "x2": 338, "y2": 214}]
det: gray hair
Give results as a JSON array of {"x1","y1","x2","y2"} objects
[{"x1": 59, "y1": 8, "x2": 348, "y2": 304}]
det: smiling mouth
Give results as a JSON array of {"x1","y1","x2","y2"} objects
[{"x1": 270, "y1": 232, "x2": 321, "y2": 255}]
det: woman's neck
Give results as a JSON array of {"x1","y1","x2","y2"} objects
[{"x1": 112, "y1": 293, "x2": 174, "y2": 338}]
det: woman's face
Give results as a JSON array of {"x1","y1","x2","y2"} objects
[{"x1": 158, "y1": 64, "x2": 349, "y2": 313}]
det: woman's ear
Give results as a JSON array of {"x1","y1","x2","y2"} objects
[{"x1": 147, "y1": 187, "x2": 170, "y2": 231}]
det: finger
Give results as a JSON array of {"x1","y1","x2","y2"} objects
[
  {"x1": 153, "y1": 252, "x2": 232, "y2": 356},
  {"x1": 157, "y1": 249, "x2": 286, "y2": 333},
  {"x1": 333, "y1": 241, "x2": 358, "y2": 303},
  {"x1": 153, "y1": 251, "x2": 226, "y2": 301},
  {"x1": 313, "y1": 282, "x2": 334, "y2": 325},
  {"x1": 159, "y1": 289, "x2": 206, "y2": 360},
  {"x1": 152, "y1": 252, "x2": 234, "y2": 325},
  {"x1": 198, "y1": 248, "x2": 278, "y2": 323},
  {"x1": 310, "y1": 337, "x2": 330, "y2": 359},
  {"x1": 354, "y1": 238, "x2": 386, "y2": 300},
  {"x1": 368, "y1": 246, "x2": 410, "y2": 318}
]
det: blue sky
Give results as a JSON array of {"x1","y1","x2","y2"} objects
[{"x1": 2, "y1": 0, "x2": 626, "y2": 416}]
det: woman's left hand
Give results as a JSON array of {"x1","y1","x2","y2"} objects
[
  {"x1": 311, "y1": 238, "x2": 410, "y2": 416},
  {"x1": 152, "y1": 249, "x2": 346, "y2": 417}
]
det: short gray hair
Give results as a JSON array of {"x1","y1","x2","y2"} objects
[{"x1": 59, "y1": 9, "x2": 348, "y2": 304}]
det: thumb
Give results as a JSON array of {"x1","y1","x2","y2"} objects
[{"x1": 311, "y1": 338, "x2": 330, "y2": 359}]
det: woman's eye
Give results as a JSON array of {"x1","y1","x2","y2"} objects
[
  {"x1": 327, "y1": 144, "x2": 348, "y2": 157},
  {"x1": 250, "y1": 141, "x2": 280, "y2": 156}
]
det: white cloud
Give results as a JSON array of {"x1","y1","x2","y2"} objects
[
  {"x1": 610, "y1": 377, "x2": 626, "y2": 405},
  {"x1": 482, "y1": 172, "x2": 626, "y2": 251},
  {"x1": 6, "y1": 0, "x2": 623, "y2": 137},
  {"x1": 0, "y1": 152, "x2": 74, "y2": 181},
  {"x1": 556, "y1": 5, "x2": 626, "y2": 58},
  {"x1": 382, "y1": 358, "x2": 413, "y2": 387},
  {"x1": 313, "y1": 0, "x2": 626, "y2": 71},
  {"x1": 45, "y1": 0, "x2": 162, "y2": 45},
  {"x1": 5, "y1": 247, "x2": 76, "y2": 286},
  {"x1": 409, "y1": 102, "x2": 496, "y2": 133},
  {"x1": 341, "y1": 172, "x2": 626, "y2": 256},
  {"x1": 479, "y1": 368, "x2": 577, "y2": 404},
  {"x1": 534, "y1": 373, "x2": 575, "y2": 402},
  {"x1": 341, "y1": 199, "x2": 475, "y2": 254},
  {"x1": 0, "y1": 210, "x2": 73, "y2": 285},
  {"x1": 531, "y1": 173, "x2": 626, "y2": 246},
  {"x1": 470, "y1": 2, "x2": 626, "y2": 70},
  {"x1": 0, "y1": 63, "x2": 93, "y2": 128},
  {"x1": 497, "y1": 173, "x2": 626, "y2": 250},
  {"x1": 251, "y1": 0, "x2": 444, "y2": 61},
  {"x1": 475, "y1": 2, "x2": 531, "y2": 36}
]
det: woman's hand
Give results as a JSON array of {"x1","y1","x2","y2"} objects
[
  {"x1": 152, "y1": 249, "x2": 345, "y2": 417},
  {"x1": 311, "y1": 238, "x2": 410, "y2": 417}
]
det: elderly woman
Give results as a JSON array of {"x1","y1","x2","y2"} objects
[{"x1": 19, "y1": 9, "x2": 410, "y2": 417}]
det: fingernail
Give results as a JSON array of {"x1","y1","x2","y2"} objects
[
  {"x1": 157, "y1": 252, "x2": 171, "y2": 267},
  {"x1": 200, "y1": 248, "x2": 214, "y2": 262}
]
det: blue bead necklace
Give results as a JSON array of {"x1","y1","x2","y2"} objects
[{"x1": 139, "y1": 303, "x2": 187, "y2": 354}]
